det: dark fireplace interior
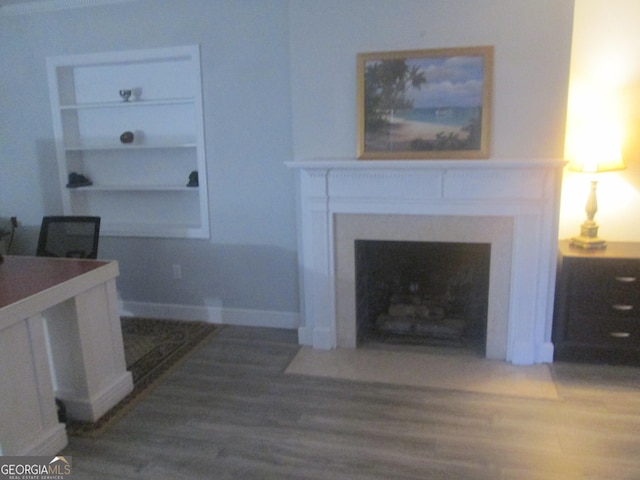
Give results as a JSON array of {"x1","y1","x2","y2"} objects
[{"x1": 355, "y1": 240, "x2": 491, "y2": 353}]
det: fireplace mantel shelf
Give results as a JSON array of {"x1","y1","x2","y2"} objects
[
  {"x1": 289, "y1": 158, "x2": 565, "y2": 365},
  {"x1": 286, "y1": 159, "x2": 566, "y2": 170}
]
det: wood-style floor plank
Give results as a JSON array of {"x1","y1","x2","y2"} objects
[{"x1": 63, "y1": 326, "x2": 640, "y2": 479}]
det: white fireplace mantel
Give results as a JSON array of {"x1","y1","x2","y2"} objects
[{"x1": 287, "y1": 159, "x2": 566, "y2": 365}]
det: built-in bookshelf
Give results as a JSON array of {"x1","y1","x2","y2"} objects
[{"x1": 46, "y1": 45, "x2": 209, "y2": 238}]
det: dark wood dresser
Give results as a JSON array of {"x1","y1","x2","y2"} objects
[{"x1": 553, "y1": 240, "x2": 640, "y2": 365}]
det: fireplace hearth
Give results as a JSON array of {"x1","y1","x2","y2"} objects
[{"x1": 287, "y1": 159, "x2": 565, "y2": 365}]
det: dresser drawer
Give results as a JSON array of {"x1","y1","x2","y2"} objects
[
  {"x1": 565, "y1": 313, "x2": 640, "y2": 346},
  {"x1": 568, "y1": 260, "x2": 640, "y2": 302},
  {"x1": 569, "y1": 297, "x2": 639, "y2": 319}
]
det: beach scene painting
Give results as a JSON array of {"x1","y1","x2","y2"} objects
[{"x1": 357, "y1": 46, "x2": 493, "y2": 160}]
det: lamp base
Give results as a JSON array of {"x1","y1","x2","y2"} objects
[
  {"x1": 570, "y1": 235, "x2": 607, "y2": 250},
  {"x1": 570, "y1": 219, "x2": 607, "y2": 250}
]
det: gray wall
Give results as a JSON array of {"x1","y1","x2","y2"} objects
[
  {"x1": 289, "y1": 0, "x2": 575, "y2": 160},
  {"x1": 0, "y1": 0, "x2": 299, "y2": 321},
  {"x1": 0, "y1": 0, "x2": 575, "y2": 326}
]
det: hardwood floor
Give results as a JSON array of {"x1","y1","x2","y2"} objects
[{"x1": 63, "y1": 326, "x2": 640, "y2": 479}]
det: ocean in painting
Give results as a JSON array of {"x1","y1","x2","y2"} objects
[{"x1": 393, "y1": 106, "x2": 480, "y2": 128}]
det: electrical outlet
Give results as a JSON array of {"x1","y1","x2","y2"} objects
[{"x1": 172, "y1": 264, "x2": 182, "y2": 280}]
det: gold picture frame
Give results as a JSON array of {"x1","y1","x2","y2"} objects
[{"x1": 357, "y1": 46, "x2": 493, "y2": 160}]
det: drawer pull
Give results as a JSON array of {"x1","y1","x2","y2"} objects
[
  {"x1": 610, "y1": 332, "x2": 631, "y2": 338},
  {"x1": 615, "y1": 276, "x2": 637, "y2": 283},
  {"x1": 612, "y1": 304, "x2": 634, "y2": 311}
]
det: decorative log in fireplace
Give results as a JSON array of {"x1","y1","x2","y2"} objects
[{"x1": 376, "y1": 293, "x2": 466, "y2": 341}]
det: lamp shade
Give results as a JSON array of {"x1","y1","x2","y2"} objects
[{"x1": 568, "y1": 138, "x2": 625, "y2": 173}]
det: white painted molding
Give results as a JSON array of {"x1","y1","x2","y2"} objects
[
  {"x1": 120, "y1": 300, "x2": 301, "y2": 330},
  {"x1": 19, "y1": 425, "x2": 67, "y2": 456},
  {"x1": 58, "y1": 372, "x2": 133, "y2": 421},
  {"x1": 287, "y1": 158, "x2": 566, "y2": 365},
  {"x1": 0, "y1": 0, "x2": 138, "y2": 16}
]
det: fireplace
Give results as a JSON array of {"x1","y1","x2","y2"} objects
[
  {"x1": 287, "y1": 159, "x2": 565, "y2": 365},
  {"x1": 355, "y1": 240, "x2": 490, "y2": 351},
  {"x1": 336, "y1": 213, "x2": 513, "y2": 359}
]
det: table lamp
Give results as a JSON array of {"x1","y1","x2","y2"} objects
[{"x1": 568, "y1": 142, "x2": 625, "y2": 250}]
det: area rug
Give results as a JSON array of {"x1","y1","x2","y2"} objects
[
  {"x1": 67, "y1": 317, "x2": 223, "y2": 437},
  {"x1": 286, "y1": 346, "x2": 559, "y2": 400}
]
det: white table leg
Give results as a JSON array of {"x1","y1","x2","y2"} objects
[
  {"x1": 0, "y1": 314, "x2": 67, "y2": 455},
  {"x1": 45, "y1": 278, "x2": 133, "y2": 422}
]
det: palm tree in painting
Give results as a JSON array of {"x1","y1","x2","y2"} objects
[{"x1": 364, "y1": 59, "x2": 427, "y2": 132}]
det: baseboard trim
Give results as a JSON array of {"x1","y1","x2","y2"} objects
[
  {"x1": 510, "y1": 340, "x2": 536, "y2": 365},
  {"x1": 537, "y1": 342, "x2": 555, "y2": 364},
  {"x1": 120, "y1": 301, "x2": 300, "y2": 330},
  {"x1": 312, "y1": 326, "x2": 336, "y2": 349},
  {"x1": 298, "y1": 326, "x2": 313, "y2": 345},
  {"x1": 57, "y1": 371, "x2": 133, "y2": 422},
  {"x1": 18, "y1": 424, "x2": 67, "y2": 456}
]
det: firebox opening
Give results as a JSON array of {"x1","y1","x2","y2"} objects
[{"x1": 355, "y1": 240, "x2": 491, "y2": 354}]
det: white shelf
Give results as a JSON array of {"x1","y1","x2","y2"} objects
[
  {"x1": 59, "y1": 97, "x2": 195, "y2": 110},
  {"x1": 64, "y1": 142, "x2": 197, "y2": 151},
  {"x1": 47, "y1": 45, "x2": 209, "y2": 239},
  {"x1": 68, "y1": 185, "x2": 199, "y2": 192}
]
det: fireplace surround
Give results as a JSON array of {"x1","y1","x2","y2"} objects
[{"x1": 287, "y1": 159, "x2": 565, "y2": 365}]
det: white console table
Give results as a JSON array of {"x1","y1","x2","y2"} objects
[{"x1": 0, "y1": 256, "x2": 133, "y2": 455}]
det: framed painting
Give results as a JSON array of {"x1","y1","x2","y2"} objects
[{"x1": 357, "y1": 46, "x2": 493, "y2": 160}]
